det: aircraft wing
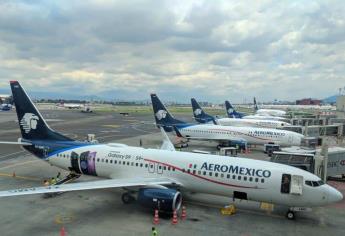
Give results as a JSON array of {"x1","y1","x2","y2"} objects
[{"x1": 0, "y1": 177, "x2": 179, "y2": 197}]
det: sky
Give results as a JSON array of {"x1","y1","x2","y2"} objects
[{"x1": 0, "y1": 0, "x2": 344, "y2": 103}]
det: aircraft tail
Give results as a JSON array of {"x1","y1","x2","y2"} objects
[
  {"x1": 10, "y1": 81, "x2": 73, "y2": 142},
  {"x1": 225, "y1": 100, "x2": 244, "y2": 118},
  {"x1": 150, "y1": 94, "x2": 185, "y2": 131},
  {"x1": 191, "y1": 98, "x2": 216, "y2": 124},
  {"x1": 254, "y1": 97, "x2": 258, "y2": 111}
]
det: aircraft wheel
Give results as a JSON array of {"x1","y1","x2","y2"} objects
[
  {"x1": 121, "y1": 193, "x2": 135, "y2": 204},
  {"x1": 286, "y1": 211, "x2": 295, "y2": 220}
]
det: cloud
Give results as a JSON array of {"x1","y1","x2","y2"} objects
[{"x1": 0, "y1": 0, "x2": 344, "y2": 103}]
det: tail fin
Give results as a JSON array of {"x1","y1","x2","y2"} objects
[
  {"x1": 191, "y1": 98, "x2": 216, "y2": 124},
  {"x1": 225, "y1": 100, "x2": 244, "y2": 118},
  {"x1": 10, "y1": 81, "x2": 73, "y2": 141},
  {"x1": 254, "y1": 97, "x2": 258, "y2": 111},
  {"x1": 150, "y1": 94, "x2": 185, "y2": 131}
]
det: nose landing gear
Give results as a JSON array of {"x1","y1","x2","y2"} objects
[{"x1": 286, "y1": 210, "x2": 295, "y2": 220}]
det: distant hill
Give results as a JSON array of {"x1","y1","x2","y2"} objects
[{"x1": 322, "y1": 95, "x2": 338, "y2": 104}]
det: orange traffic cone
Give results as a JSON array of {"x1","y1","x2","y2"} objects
[
  {"x1": 153, "y1": 209, "x2": 159, "y2": 225},
  {"x1": 181, "y1": 206, "x2": 186, "y2": 220},
  {"x1": 60, "y1": 226, "x2": 66, "y2": 236},
  {"x1": 12, "y1": 171, "x2": 16, "y2": 178},
  {"x1": 171, "y1": 210, "x2": 178, "y2": 225}
]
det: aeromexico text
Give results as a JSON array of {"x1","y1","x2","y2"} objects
[{"x1": 201, "y1": 162, "x2": 271, "y2": 178}]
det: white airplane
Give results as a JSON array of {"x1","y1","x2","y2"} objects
[
  {"x1": 225, "y1": 101, "x2": 288, "y2": 122},
  {"x1": 57, "y1": 101, "x2": 83, "y2": 109},
  {"x1": 153, "y1": 94, "x2": 303, "y2": 147},
  {"x1": 192, "y1": 98, "x2": 290, "y2": 129},
  {"x1": 0, "y1": 81, "x2": 342, "y2": 220},
  {"x1": 254, "y1": 97, "x2": 286, "y2": 117}
]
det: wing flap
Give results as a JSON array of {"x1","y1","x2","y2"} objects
[{"x1": 0, "y1": 177, "x2": 178, "y2": 197}]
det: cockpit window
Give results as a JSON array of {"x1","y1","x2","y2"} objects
[{"x1": 305, "y1": 180, "x2": 324, "y2": 187}]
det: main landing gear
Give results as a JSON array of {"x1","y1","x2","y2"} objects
[{"x1": 121, "y1": 192, "x2": 135, "y2": 204}]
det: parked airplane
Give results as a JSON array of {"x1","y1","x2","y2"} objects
[
  {"x1": 226, "y1": 101, "x2": 288, "y2": 122},
  {"x1": 192, "y1": 98, "x2": 290, "y2": 129},
  {"x1": 0, "y1": 81, "x2": 342, "y2": 220},
  {"x1": 152, "y1": 94, "x2": 303, "y2": 147},
  {"x1": 254, "y1": 97, "x2": 286, "y2": 117}
]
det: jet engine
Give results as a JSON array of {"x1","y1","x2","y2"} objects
[{"x1": 137, "y1": 188, "x2": 182, "y2": 212}]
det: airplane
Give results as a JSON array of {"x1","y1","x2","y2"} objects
[
  {"x1": 192, "y1": 98, "x2": 290, "y2": 129},
  {"x1": 254, "y1": 97, "x2": 286, "y2": 117},
  {"x1": 57, "y1": 101, "x2": 83, "y2": 109},
  {"x1": 0, "y1": 81, "x2": 342, "y2": 220},
  {"x1": 152, "y1": 94, "x2": 304, "y2": 147},
  {"x1": 226, "y1": 100, "x2": 288, "y2": 122}
]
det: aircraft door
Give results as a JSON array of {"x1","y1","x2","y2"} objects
[
  {"x1": 290, "y1": 175, "x2": 303, "y2": 195},
  {"x1": 280, "y1": 174, "x2": 291, "y2": 194},
  {"x1": 70, "y1": 151, "x2": 81, "y2": 174}
]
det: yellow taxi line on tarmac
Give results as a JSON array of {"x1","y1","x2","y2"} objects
[
  {"x1": 0, "y1": 160, "x2": 40, "y2": 170},
  {"x1": 0, "y1": 172, "x2": 41, "y2": 181}
]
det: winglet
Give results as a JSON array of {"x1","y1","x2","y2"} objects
[{"x1": 160, "y1": 127, "x2": 175, "y2": 151}]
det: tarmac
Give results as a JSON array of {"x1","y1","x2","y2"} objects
[{"x1": 0, "y1": 108, "x2": 345, "y2": 236}]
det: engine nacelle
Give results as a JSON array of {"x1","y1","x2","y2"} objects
[{"x1": 137, "y1": 188, "x2": 182, "y2": 212}]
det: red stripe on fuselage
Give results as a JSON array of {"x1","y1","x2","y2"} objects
[{"x1": 144, "y1": 158, "x2": 261, "y2": 189}]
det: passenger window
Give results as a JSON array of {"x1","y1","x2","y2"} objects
[
  {"x1": 261, "y1": 179, "x2": 265, "y2": 183},
  {"x1": 238, "y1": 176, "x2": 241, "y2": 180},
  {"x1": 255, "y1": 178, "x2": 258, "y2": 182},
  {"x1": 203, "y1": 171, "x2": 207, "y2": 175},
  {"x1": 168, "y1": 166, "x2": 171, "y2": 171},
  {"x1": 136, "y1": 163, "x2": 138, "y2": 167},
  {"x1": 221, "y1": 173, "x2": 224, "y2": 178},
  {"x1": 145, "y1": 164, "x2": 148, "y2": 168},
  {"x1": 244, "y1": 176, "x2": 247, "y2": 181},
  {"x1": 192, "y1": 170, "x2": 196, "y2": 174},
  {"x1": 232, "y1": 175, "x2": 236, "y2": 179},
  {"x1": 227, "y1": 174, "x2": 230, "y2": 178},
  {"x1": 215, "y1": 173, "x2": 219, "y2": 177},
  {"x1": 105, "y1": 159, "x2": 108, "y2": 163},
  {"x1": 140, "y1": 163, "x2": 143, "y2": 167},
  {"x1": 198, "y1": 170, "x2": 201, "y2": 175},
  {"x1": 97, "y1": 158, "x2": 100, "y2": 162},
  {"x1": 281, "y1": 174, "x2": 291, "y2": 194},
  {"x1": 110, "y1": 160, "x2": 113, "y2": 164},
  {"x1": 114, "y1": 160, "x2": 117, "y2": 164},
  {"x1": 209, "y1": 172, "x2": 212, "y2": 176},
  {"x1": 249, "y1": 177, "x2": 253, "y2": 182}
]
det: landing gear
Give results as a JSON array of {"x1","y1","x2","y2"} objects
[
  {"x1": 121, "y1": 192, "x2": 135, "y2": 204},
  {"x1": 286, "y1": 211, "x2": 295, "y2": 220}
]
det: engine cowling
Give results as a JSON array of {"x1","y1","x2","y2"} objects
[{"x1": 137, "y1": 188, "x2": 182, "y2": 212}]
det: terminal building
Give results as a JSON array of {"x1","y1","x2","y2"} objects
[{"x1": 296, "y1": 98, "x2": 321, "y2": 105}]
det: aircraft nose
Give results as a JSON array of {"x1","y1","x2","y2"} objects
[{"x1": 327, "y1": 186, "x2": 343, "y2": 203}]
